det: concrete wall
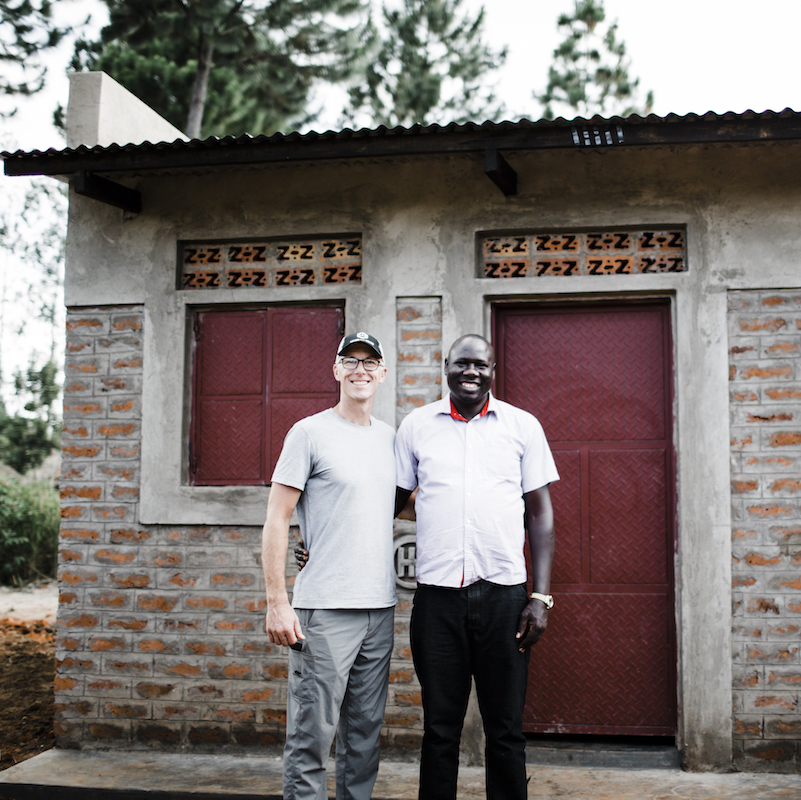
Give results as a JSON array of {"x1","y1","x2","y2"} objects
[
  {"x1": 58, "y1": 138, "x2": 801, "y2": 771},
  {"x1": 66, "y1": 72, "x2": 188, "y2": 149}
]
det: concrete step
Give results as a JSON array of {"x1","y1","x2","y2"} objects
[
  {"x1": 1, "y1": 747, "x2": 799, "y2": 800},
  {"x1": 525, "y1": 738, "x2": 681, "y2": 769}
]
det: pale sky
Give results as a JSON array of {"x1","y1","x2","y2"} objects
[
  {"x1": 2, "y1": 0, "x2": 800, "y2": 151},
  {"x1": 479, "y1": 0, "x2": 801, "y2": 120},
  {"x1": 1, "y1": 0, "x2": 799, "y2": 405}
]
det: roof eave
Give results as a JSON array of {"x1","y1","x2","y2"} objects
[{"x1": 4, "y1": 112, "x2": 801, "y2": 178}]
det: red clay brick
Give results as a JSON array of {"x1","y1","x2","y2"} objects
[
  {"x1": 186, "y1": 642, "x2": 226, "y2": 656},
  {"x1": 138, "y1": 639, "x2": 176, "y2": 653},
  {"x1": 110, "y1": 573, "x2": 150, "y2": 589},
  {"x1": 137, "y1": 595, "x2": 178, "y2": 612},
  {"x1": 61, "y1": 528, "x2": 100, "y2": 541},
  {"x1": 95, "y1": 549, "x2": 137, "y2": 565},
  {"x1": 240, "y1": 689, "x2": 274, "y2": 703},
  {"x1": 107, "y1": 619, "x2": 149, "y2": 631},
  {"x1": 90, "y1": 638, "x2": 126, "y2": 652},
  {"x1": 739, "y1": 318, "x2": 788, "y2": 333},
  {"x1": 98, "y1": 423, "x2": 136, "y2": 438},
  {"x1": 59, "y1": 572, "x2": 98, "y2": 585},
  {"x1": 87, "y1": 723, "x2": 127, "y2": 740},
  {"x1": 770, "y1": 478, "x2": 801, "y2": 493},
  {"x1": 110, "y1": 528, "x2": 150, "y2": 543},
  {"x1": 67, "y1": 318, "x2": 104, "y2": 331},
  {"x1": 88, "y1": 680, "x2": 124, "y2": 691},
  {"x1": 61, "y1": 444, "x2": 103, "y2": 458},
  {"x1": 768, "y1": 432, "x2": 801, "y2": 447},
  {"x1": 56, "y1": 656, "x2": 95, "y2": 671},
  {"x1": 114, "y1": 358, "x2": 143, "y2": 370},
  {"x1": 263, "y1": 664, "x2": 288, "y2": 680},
  {"x1": 186, "y1": 596, "x2": 226, "y2": 610},
  {"x1": 741, "y1": 366, "x2": 793, "y2": 380},
  {"x1": 766, "y1": 387, "x2": 801, "y2": 400},
  {"x1": 212, "y1": 708, "x2": 254, "y2": 723},
  {"x1": 745, "y1": 553, "x2": 782, "y2": 567},
  {"x1": 90, "y1": 592, "x2": 127, "y2": 608},
  {"x1": 105, "y1": 703, "x2": 148, "y2": 718},
  {"x1": 135, "y1": 683, "x2": 176, "y2": 698},
  {"x1": 161, "y1": 662, "x2": 202, "y2": 677}
]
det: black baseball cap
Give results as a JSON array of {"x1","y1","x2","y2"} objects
[{"x1": 337, "y1": 331, "x2": 384, "y2": 359}]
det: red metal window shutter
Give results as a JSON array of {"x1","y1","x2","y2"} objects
[{"x1": 191, "y1": 307, "x2": 342, "y2": 485}]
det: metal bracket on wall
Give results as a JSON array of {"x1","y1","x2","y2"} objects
[
  {"x1": 73, "y1": 169, "x2": 142, "y2": 213},
  {"x1": 484, "y1": 148, "x2": 517, "y2": 197}
]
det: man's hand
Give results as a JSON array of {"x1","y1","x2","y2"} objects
[
  {"x1": 294, "y1": 540, "x2": 309, "y2": 571},
  {"x1": 515, "y1": 599, "x2": 549, "y2": 651},
  {"x1": 265, "y1": 601, "x2": 305, "y2": 647}
]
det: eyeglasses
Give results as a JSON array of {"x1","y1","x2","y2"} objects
[{"x1": 338, "y1": 356, "x2": 381, "y2": 371}]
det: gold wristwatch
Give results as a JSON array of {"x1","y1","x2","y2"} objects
[{"x1": 529, "y1": 592, "x2": 554, "y2": 609}]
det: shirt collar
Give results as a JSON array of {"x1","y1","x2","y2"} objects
[{"x1": 446, "y1": 393, "x2": 494, "y2": 422}]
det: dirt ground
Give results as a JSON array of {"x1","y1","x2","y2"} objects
[{"x1": 0, "y1": 582, "x2": 57, "y2": 772}]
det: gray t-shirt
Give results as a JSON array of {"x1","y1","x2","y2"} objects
[{"x1": 271, "y1": 408, "x2": 397, "y2": 609}]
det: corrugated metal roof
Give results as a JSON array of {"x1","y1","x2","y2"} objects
[{"x1": 4, "y1": 108, "x2": 801, "y2": 178}]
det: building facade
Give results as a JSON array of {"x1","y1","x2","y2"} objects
[{"x1": 4, "y1": 74, "x2": 801, "y2": 773}]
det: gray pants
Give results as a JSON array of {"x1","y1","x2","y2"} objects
[{"x1": 283, "y1": 607, "x2": 395, "y2": 800}]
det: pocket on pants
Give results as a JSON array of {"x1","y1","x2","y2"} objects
[
  {"x1": 287, "y1": 609, "x2": 315, "y2": 703},
  {"x1": 288, "y1": 647, "x2": 316, "y2": 703}
]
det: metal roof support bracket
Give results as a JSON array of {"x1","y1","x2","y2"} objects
[
  {"x1": 484, "y1": 148, "x2": 517, "y2": 197},
  {"x1": 73, "y1": 170, "x2": 142, "y2": 213}
]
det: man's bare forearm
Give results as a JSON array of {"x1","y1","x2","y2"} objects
[
  {"x1": 262, "y1": 484, "x2": 304, "y2": 646},
  {"x1": 262, "y1": 515, "x2": 291, "y2": 606},
  {"x1": 525, "y1": 486, "x2": 555, "y2": 595}
]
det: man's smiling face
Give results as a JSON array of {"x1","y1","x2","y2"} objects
[
  {"x1": 445, "y1": 336, "x2": 495, "y2": 409},
  {"x1": 333, "y1": 344, "x2": 386, "y2": 402}
]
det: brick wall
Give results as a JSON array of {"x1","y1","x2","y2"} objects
[
  {"x1": 395, "y1": 297, "x2": 443, "y2": 427},
  {"x1": 57, "y1": 305, "x2": 421, "y2": 754},
  {"x1": 729, "y1": 290, "x2": 801, "y2": 772},
  {"x1": 386, "y1": 296, "x2": 440, "y2": 753}
]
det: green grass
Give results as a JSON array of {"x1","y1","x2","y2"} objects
[{"x1": 0, "y1": 479, "x2": 60, "y2": 586}]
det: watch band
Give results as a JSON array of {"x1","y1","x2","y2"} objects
[{"x1": 529, "y1": 592, "x2": 554, "y2": 609}]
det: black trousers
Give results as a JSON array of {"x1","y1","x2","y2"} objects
[{"x1": 410, "y1": 581, "x2": 530, "y2": 800}]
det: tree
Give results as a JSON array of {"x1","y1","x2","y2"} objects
[
  {"x1": 0, "y1": 360, "x2": 60, "y2": 474},
  {"x1": 537, "y1": 0, "x2": 653, "y2": 120},
  {"x1": 71, "y1": 0, "x2": 376, "y2": 139},
  {"x1": 343, "y1": 0, "x2": 506, "y2": 129},
  {"x1": 0, "y1": 178, "x2": 65, "y2": 383},
  {"x1": 0, "y1": 0, "x2": 69, "y2": 102}
]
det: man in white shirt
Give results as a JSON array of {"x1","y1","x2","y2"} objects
[
  {"x1": 394, "y1": 333, "x2": 559, "y2": 800},
  {"x1": 262, "y1": 332, "x2": 397, "y2": 800}
]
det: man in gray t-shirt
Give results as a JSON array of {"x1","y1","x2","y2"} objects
[{"x1": 262, "y1": 331, "x2": 396, "y2": 800}]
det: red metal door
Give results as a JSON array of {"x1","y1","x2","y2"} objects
[{"x1": 493, "y1": 300, "x2": 676, "y2": 736}]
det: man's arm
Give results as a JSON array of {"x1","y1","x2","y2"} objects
[
  {"x1": 395, "y1": 486, "x2": 415, "y2": 519},
  {"x1": 515, "y1": 484, "x2": 555, "y2": 651},
  {"x1": 262, "y1": 482, "x2": 304, "y2": 646}
]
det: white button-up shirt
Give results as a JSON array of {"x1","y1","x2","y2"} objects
[{"x1": 395, "y1": 394, "x2": 559, "y2": 588}]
